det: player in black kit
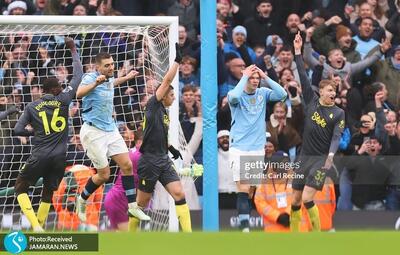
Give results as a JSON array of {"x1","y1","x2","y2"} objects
[
  {"x1": 134, "y1": 43, "x2": 192, "y2": 232},
  {"x1": 290, "y1": 32, "x2": 345, "y2": 231},
  {"x1": 13, "y1": 38, "x2": 83, "y2": 232}
]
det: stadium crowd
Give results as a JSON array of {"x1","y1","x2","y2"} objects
[{"x1": 0, "y1": 0, "x2": 400, "y2": 231}]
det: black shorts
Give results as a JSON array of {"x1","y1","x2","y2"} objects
[
  {"x1": 137, "y1": 154, "x2": 180, "y2": 193},
  {"x1": 18, "y1": 153, "x2": 66, "y2": 191},
  {"x1": 292, "y1": 156, "x2": 327, "y2": 191}
]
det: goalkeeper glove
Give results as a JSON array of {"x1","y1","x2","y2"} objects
[
  {"x1": 277, "y1": 213, "x2": 290, "y2": 227},
  {"x1": 174, "y1": 43, "x2": 182, "y2": 63},
  {"x1": 168, "y1": 145, "x2": 182, "y2": 160},
  {"x1": 192, "y1": 163, "x2": 204, "y2": 176}
]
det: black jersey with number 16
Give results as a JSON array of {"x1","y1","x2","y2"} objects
[{"x1": 13, "y1": 52, "x2": 83, "y2": 157}]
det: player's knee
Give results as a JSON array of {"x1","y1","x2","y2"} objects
[
  {"x1": 171, "y1": 189, "x2": 185, "y2": 202},
  {"x1": 292, "y1": 191, "x2": 302, "y2": 206},
  {"x1": 119, "y1": 160, "x2": 133, "y2": 175},
  {"x1": 301, "y1": 193, "x2": 314, "y2": 204}
]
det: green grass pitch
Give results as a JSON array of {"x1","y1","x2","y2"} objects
[{"x1": 3, "y1": 231, "x2": 397, "y2": 255}]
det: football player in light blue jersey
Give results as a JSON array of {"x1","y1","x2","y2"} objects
[
  {"x1": 228, "y1": 64, "x2": 287, "y2": 232},
  {"x1": 75, "y1": 52, "x2": 150, "y2": 223}
]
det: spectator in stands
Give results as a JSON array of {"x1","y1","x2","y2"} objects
[
  {"x1": 370, "y1": 46, "x2": 400, "y2": 110},
  {"x1": 34, "y1": 0, "x2": 46, "y2": 15},
  {"x1": 178, "y1": 25, "x2": 199, "y2": 59},
  {"x1": 312, "y1": 16, "x2": 361, "y2": 63},
  {"x1": 362, "y1": 82, "x2": 393, "y2": 113},
  {"x1": 179, "y1": 55, "x2": 199, "y2": 91},
  {"x1": 280, "y1": 13, "x2": 305, "y2": 49},
  {"x1": 385, "y1": 1, "x2": 400, "y2": 46},
  {"x1": 347, "y1": 135, "x2": 391, "y2": 210},
  {"x1": 180, "y1": 85, "x2": 199, "y2": 143},
  {"x1": 243, "y1": 0, "x2": 278, "y2": 48},
  {"x1": 168, "y1": 0, "x2": 199, "y2": 41},
  {"x1": 352, "y1": 17, "x2": 381, "y2": 59},
  {"x1": 349, "y1": 2, "x2": 386, "y2": 42},
  {"x1": 224, "y1": 25, "x2": 256, "y2": 66},
  {"x1": 72, "y1": 4, "x2": 87, "y2": 16},
  {"x1": 217, "y1": 130, "x2": 237, "y2": 209},
  {"x1": 303, "y1": 26, "x2": 390, "y2": 84},
  {"x1": 4, "y1": 0, "x2": 27, "y2": 15},
  {"x1": 219, "y1": 57, "x2": 245, "y2": 99},
  {"x1": 274, "y1": 45, "x2": 300, "y2": 83},
  {"x1": 267, "y1": 102, "x2": 301, "y2": 158}
]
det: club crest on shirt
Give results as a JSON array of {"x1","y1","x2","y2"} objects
[
  {"x1": 163, "y1": 114, "x2": 170, "y2": 126},
  {"x1": 329, "y1": 113, "x2": 333, "y2": 119}
]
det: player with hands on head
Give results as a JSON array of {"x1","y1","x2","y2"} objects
[{"x1": 228, "y1": 61, "x2": 287, "y2": 232}]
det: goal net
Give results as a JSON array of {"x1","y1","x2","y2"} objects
[{"x1": 0, "y1": 16, "x2": 201, "y2": 232}]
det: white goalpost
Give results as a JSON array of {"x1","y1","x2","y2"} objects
[{"x1": 0, "y1": 15, "x2": 200, "y2": 232}]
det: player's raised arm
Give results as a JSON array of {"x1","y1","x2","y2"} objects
[
  {"x1": 0, "y1": 105, "x2": 18, "y2": 121},
  {"x1": 62, "y1": 37, "x2": 83, "y2": 101},
  {"x1": 255, "y1": 66, "x2": 286, "y2": 101},
  {"x1": 227, "y1": 64, "x2": 256, "y2": 105},
  {"x1": 156, "y1": 43, "x2": 181, "y2": 101},
  {"x1": 293, "y1": 32, "x2": 315, "y2": 105}
]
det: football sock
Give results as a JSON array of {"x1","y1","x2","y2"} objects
[
  {"x1": 128, "y1": 217, "x2": 140, "y2": 232},
  {"x1": 237, "y1": 192, "x2": 250, "y2": 230},
  {"x1": 17, "y1": 193, "x2": 40, "y2": 229},
  {"x1": 81, "y1": 177, "x2": 100, "y2": 200},
  {"x1": 175, "y1": 198, "x2": 192, "y2": 232},
  {"x1": 305, "y1": 201, "x2": 321, "y2": 231},
  {"x1": 122, "y1": 175, "x2": 136, "y2": 203},
  {"x1": 37, "y1": 202, "x2": 51, "y2": 227},
  {"x1": 290, "y1": 204, "x2": 302, "y2": 232}
]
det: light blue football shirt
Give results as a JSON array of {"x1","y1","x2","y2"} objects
[
  {"x1": 80, "y1": 72, "x2": 116, "y2": 132},
  {"x1": 228, "y1": 75, "x2": 287, "y2": 151}
]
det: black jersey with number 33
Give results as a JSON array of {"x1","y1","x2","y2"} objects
[
  {"x1": 14, "y1": 52, "x2": 83, "y2": 157},
  {"x1": 140, "y1": 96, "x2": 169, "y2": 156},
  {"x1": 295, "y1": 55, "x2": 345, "y2": 156}
]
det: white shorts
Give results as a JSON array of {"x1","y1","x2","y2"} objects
[
  {"x1": 229, "y1": 147, "x2": 265, "y2": 182},
  {"x1": 80, "y1": 123, "x2": 128, "y2": 169}
]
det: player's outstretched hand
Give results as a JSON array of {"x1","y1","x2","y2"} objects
[
  {"x1": 64, "y1": 37, "x2": 76, "y2": 51},
  {"x1": 174, "y1": 43, "x2": 182, "y2": 63},
  {"x1": 95, "y1": 75, "x2": 107, "y2": 86},
  {"x1": 169, "y1": 145, "x2": 183, "y2": 160}
]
